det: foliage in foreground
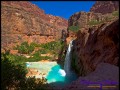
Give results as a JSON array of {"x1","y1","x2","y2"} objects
[{"x1": 1, "y1": 52, "x2": 50, "y2": 90}]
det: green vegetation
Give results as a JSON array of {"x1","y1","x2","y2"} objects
[
  {"x1": 27, "y1": 51, "x2": 52, "y2": 62},
  {"x1": 105, "y1": 16, "x2": 114, "y2": 22},
  {"x1": 1, "y1": 52, "x2": 48, "y2": 90},
  {"x1": 15, "y1": 42, "x2": 35, "y2": 54},
  {"x1": 1, "y1": 39, "x2": 65, "y2": 89},
  {"x1": 39, "y1": 49, "x2": 48, "y2": 54},
  {"x1": 40, "y1": 41, "x2": 62, "y2": 50},
  {"x1": 30, "y1": 42, "x2": 41, "y2": 47},
  {"x1": 6, "y1": 51, "x2": 52, "y2": 65},
  {"x1": 88, "y1": 11, "x2": 119, "y2": 26},
  {"x1": 71, "y1": 52, "x2": 86, "y2": 76},
  {"x1": 112, "y1": 11, "x2": 119, "y2": 17},
  {"x1": 15, "y1": 40, "x2": 64, "y2": 55},
  {"x1": 88, "y1": 19, "x2": 102, "y2": 26},
  {"x1": 40, "y1": 40, "x2": 64, "y2": 57},
  {"x1": 6, "y1": 54, "x2": 27, "y2": 65},
  {"x1": 9, "y1": 40, "x2": 65, "y2": 63},
  {"x1": 104, "y1": 11, "x2": 119, "y2": 22},
  {"x1": 68, "y1": 25, "x2": 80, "y2": 32}
]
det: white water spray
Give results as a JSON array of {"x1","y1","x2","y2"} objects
[{"x1": 64, "y1": 40, "x2": 73, "y2": 75}]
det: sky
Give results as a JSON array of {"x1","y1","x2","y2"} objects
[{"x1": 31, "y1": 1, "x2": 95, "y2": 20}]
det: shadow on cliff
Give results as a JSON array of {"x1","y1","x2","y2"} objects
[{"x1": 56, "y1": 30, "x2": 68, "y2": 69}]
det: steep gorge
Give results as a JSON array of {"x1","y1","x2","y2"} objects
[{"x1": 1, "y1": 1, "x2": 119, "y2": 90}]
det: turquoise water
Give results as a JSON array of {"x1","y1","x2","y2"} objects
[
  {"x1": 26, "y1": 62, "x2": 57, "y2": 74},
  {"x1": 26, "y1": 40, "x2": 77, "y2": 87},
  {"x1": 46, "y1": 65, "x2": 66, "y2": 83},
  {"x1": 26, "y1": 62, "x2": 78, "y2": 86},
  {"x1": 45, "y1": 64, "x2": 78, "y2": 87}
]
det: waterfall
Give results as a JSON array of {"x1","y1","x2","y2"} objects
[
  {"x1": 45, "y1": 40, "x2": 77, "y2": 85},
  {"x1": 64, "y1": 40, "x2": 73, "y2": 75}
]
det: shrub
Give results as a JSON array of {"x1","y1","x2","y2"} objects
[
  {"x1": 7, "y1": 54, "x2": 27, "y2": 65},
  {"x1": 30, "y1": 42, "x2": 41, "y2": 47},
  {"x1": 39, "y1": 49, "x2": 48, "y2": 54},
  {"x1": 40, "y1": 41, "x2": 62, "y2": 51},
  {"x1": 16, "y1": 42, "x2": 35, "y2": 54},
  {"x1": 39, "y1": 41, "x2": 65, "y2": 60},
  {"x1": 13, "y1": 40, "x2": 65, "y2": 61},
  {"x1": 28, "y1": 44, "x2": 35, "y2": 53},
  {"x1": 5, "y1": 49, "x2": 52, "y2": 63},
  {"x1": 68, "y1": 25, "x2": 80, "y2": 32},
  {"x1": 41, "y1": 56, "x2": 52, "y2": 60},
  {"x1": 88, "y1": 19, "x2": 102, "y2": 26},
  {"x1": 112, "y1": 11, "x2": 119, "y2": 17},
  {"x1": 27, "y1": 51, "x2": 41, "y2": 62},
  {"x1": 105, "y1": 16, "x2": 113, "y2": 22},
  {"x1": 1, "y1": 52, "x2": 27, "y2": 89}
]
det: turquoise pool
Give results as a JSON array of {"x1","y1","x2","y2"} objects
[
  {"x1": 26, "y1": 62, "x2": 77, "y2": 86},
  {"x1": 46, "y1": 65, "x2": 66, "y2": 83}
]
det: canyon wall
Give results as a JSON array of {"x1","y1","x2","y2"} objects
[
  {"x1": 1, "y1": 1, "x2": 68, "y2": 50},
  {"x1": 62, "y1": 2, "x2": 119, "y2": 89},
  {"x1": 67, "y1": 1, "x2": 119, "y2": 76},
  {"x1": 90, "y1": 1, "x2": 119, "y2": 14},
  {"x1": 71, "y1": 19, "x2": 119, "y2": 76}
]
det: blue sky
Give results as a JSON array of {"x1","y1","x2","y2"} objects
[{"x1": 31, "y1": 1, "x2": 95, "y2": 20}]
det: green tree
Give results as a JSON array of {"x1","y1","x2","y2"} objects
[
  {"x1": 1, "y1": 52, "x2": 48, "y2": 90},
  {"x1": 1, "y1": 52, "x2": 27, "y2": 89},
  {"x1": 16, "y1": 42, "x2": 35, "y2": 54},
  {"x1": 68, "y1": 25, "x2": 80, "y2": 32}
]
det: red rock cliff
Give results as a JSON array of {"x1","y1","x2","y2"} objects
[
  {"x1": 72, "y1": 19, "x2": 119, "y2": 76},
  {"x1": 90, "y1": 1, "x2": 119, "y2": 14},
  {"x1": 66, "y1": 1, "x2": 119, "y2": 76},
  {"x1": 1, "y1": 1, "x2": 68, "y2": 50},
  {"x1": 62, "y1": 1, "x2": 119, "y2": 90}
]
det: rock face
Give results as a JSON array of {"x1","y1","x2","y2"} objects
[
  {"x1": 68, "y1": 11, "x2": 118, "y2": 29},
  {"x1": 90, "y1": 1, "x2": 119, "y2": 14},
  {"x1": 66, "y1": 1, "x2": 119, "y2": 76},
  {"x1": 63, "y1": 2, "x2": 119, "y2": 90},
  {"x1": 67, "y1": 8, "x2": 118, "y2": 45},
  {"x1": 63, "y1": 63, "x2": 119, "y2": 90},
  {"x1": 68, "y1": 11, "x2": 102, "y2": 28},
  {"x1": 71, "y1": 19, "x2": 119, "y2": 76},
  {"x1": 1, "y1": 1, "x2": 68, "y2": 50}
]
